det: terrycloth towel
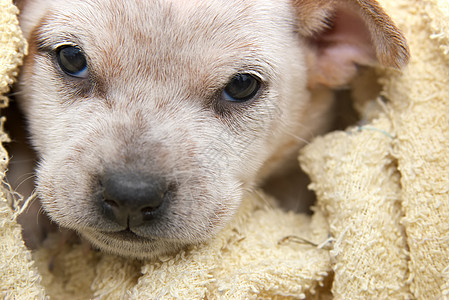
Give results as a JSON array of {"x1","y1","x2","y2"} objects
[
  {"x1": 0, "y1": 4, "x2": 332, "y2": 299},
  {"x1": 0, "y1": 1, "x2": 46, "y2": 298},
  {"x1": 31, "y1": 193, "x2": 332, "y2": 299},
  {"x1": 1, "y1": 0, "x2": 448, "y2": 298},
  {"x1": 300, "y1": 0, "x2": 449, "y2": 298}
]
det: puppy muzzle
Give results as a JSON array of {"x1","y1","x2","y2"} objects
[{"x1": 96, "y1": 171, "x2": 174, "y2": 229}]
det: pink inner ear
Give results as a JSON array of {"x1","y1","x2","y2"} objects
[{"x1": 308, "y1": 7, "x2": 378, "y2": 88}]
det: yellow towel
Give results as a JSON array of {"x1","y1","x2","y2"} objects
[
  {"x1": 300, "y1": 0, "x2": 449, "y2": 298},
  {"x1": 31, "y1": 193, "x2": 331, "y2": 299},
  {"x1": 1, "y1": 0, "x2": 448, "y2": 298},
  {"x1": 0, "y1": 1, "x2": 46, "y2": 298},
  {"x1": 0, "y1": 5, "x2": 332, "y2": 299}
]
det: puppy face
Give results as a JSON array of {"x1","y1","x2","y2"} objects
[{"x1": 17, "y1": 0, "x2": 408, "y2": 258}]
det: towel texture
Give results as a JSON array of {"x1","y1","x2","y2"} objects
[
  {"x1": 1, "y1": 0, "x2": 448, "y2": 298},
  {"x1": 0, "y1": 1, "x2": 46, "y2": 299},
  {"x1": 300, "y1": 0, "x2": 449, "y2": 298},
  {"x1": 32, "y1": 193, "x2": 331, "y2": 299}
]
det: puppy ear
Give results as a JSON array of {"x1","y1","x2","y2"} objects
[
  {"x1": 14, "y1": 0, "x2": 24, "y2": 10},
  {"x1": 292, "y1": 0, "x2": 410, "y2": 88}
]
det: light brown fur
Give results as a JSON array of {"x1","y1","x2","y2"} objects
[{"x1": 13, "y1": 0, "x2": 408, "y2": 259}]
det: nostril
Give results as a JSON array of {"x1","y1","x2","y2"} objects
[
  {"x1": 104, "y1": 199, "x2": 119, "y2": 209},
  {"x1": 98, "y1": 172, "x2": 174, "y2": 226},
  {"x1": 141, "y1": 206, "x2": 159, "y2": 220},
  {"x1": 141, "y1": 206, "x2": 157, "y2": 214},
  {"x1": 140, "y1": 191, "x2": 168, "y2": 220},
  {"x1": 101, "y1": 197, "x2": 128, "y2": 227}
]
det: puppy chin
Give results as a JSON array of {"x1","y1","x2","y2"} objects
[{"x1": 80, "y1": 228, "x2": 187, "y2": 260}]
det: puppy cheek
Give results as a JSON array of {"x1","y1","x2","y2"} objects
[
  {"x1": 34, "y1": 164, "x2": 78, "y2": 227},
  {"x1": 175, "y1": 174, "x2": 243, "y2": 240},
  {"x1": 204, "y1": 177, "x2": 243, "y2": 234},
  {"x1": 180, "y1": 153, "x2": 244, "y2": 238},
  {"x1": 34, "y1": 154, "x2": 104, "y2": 229}
]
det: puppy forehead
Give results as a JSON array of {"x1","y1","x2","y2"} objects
[{"x1": 38, "y1": 0, "x2": 295, "y2": 83}]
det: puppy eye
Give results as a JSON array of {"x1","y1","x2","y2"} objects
[
  {"x1": 56, "y1": 45, "x2": 88, "y2": 78},
  {"x1": 223, "y1": 73, "x2": 261, "y2": 102}
]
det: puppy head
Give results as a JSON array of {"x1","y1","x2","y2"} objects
[{"x1": 17, "y1": 0, "x2": 407, "y2": 259}]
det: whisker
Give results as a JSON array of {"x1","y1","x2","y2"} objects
[
  {"x1": 283, "y1": 130, "x2": 312, "y2": 145},
  {"x1": 7, "y1": 159, "x2": 36, "y2": 164},
  {"x1": 6, "y1": 90, "x2": 25, "y2": 97},
  {"x1": 14, "y1": 173, "x2": 36, "y2": 192}
]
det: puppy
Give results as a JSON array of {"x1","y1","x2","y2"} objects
[{"x1": 13, "y1": 0, "x2": 408, "y2": 259}]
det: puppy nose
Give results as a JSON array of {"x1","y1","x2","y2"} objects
[{"x1": 100, "y1": 172, "x2": 168, "y2": 227}]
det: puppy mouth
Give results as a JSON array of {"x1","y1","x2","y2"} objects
[{"x1": 100, "y1": 228, "x2": 153, "y2": 243}]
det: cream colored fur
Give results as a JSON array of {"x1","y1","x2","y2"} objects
[
  {"x1": 15, "y1": 0, "x2": 406, "y2": 259},
  {"x1": 2, "y1": 0, "x2": 448, "y2": 298}
]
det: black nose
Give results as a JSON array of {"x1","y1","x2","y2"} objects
[{"x1": 100, "y1": 172, "x2": 168, "y2": 228}]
